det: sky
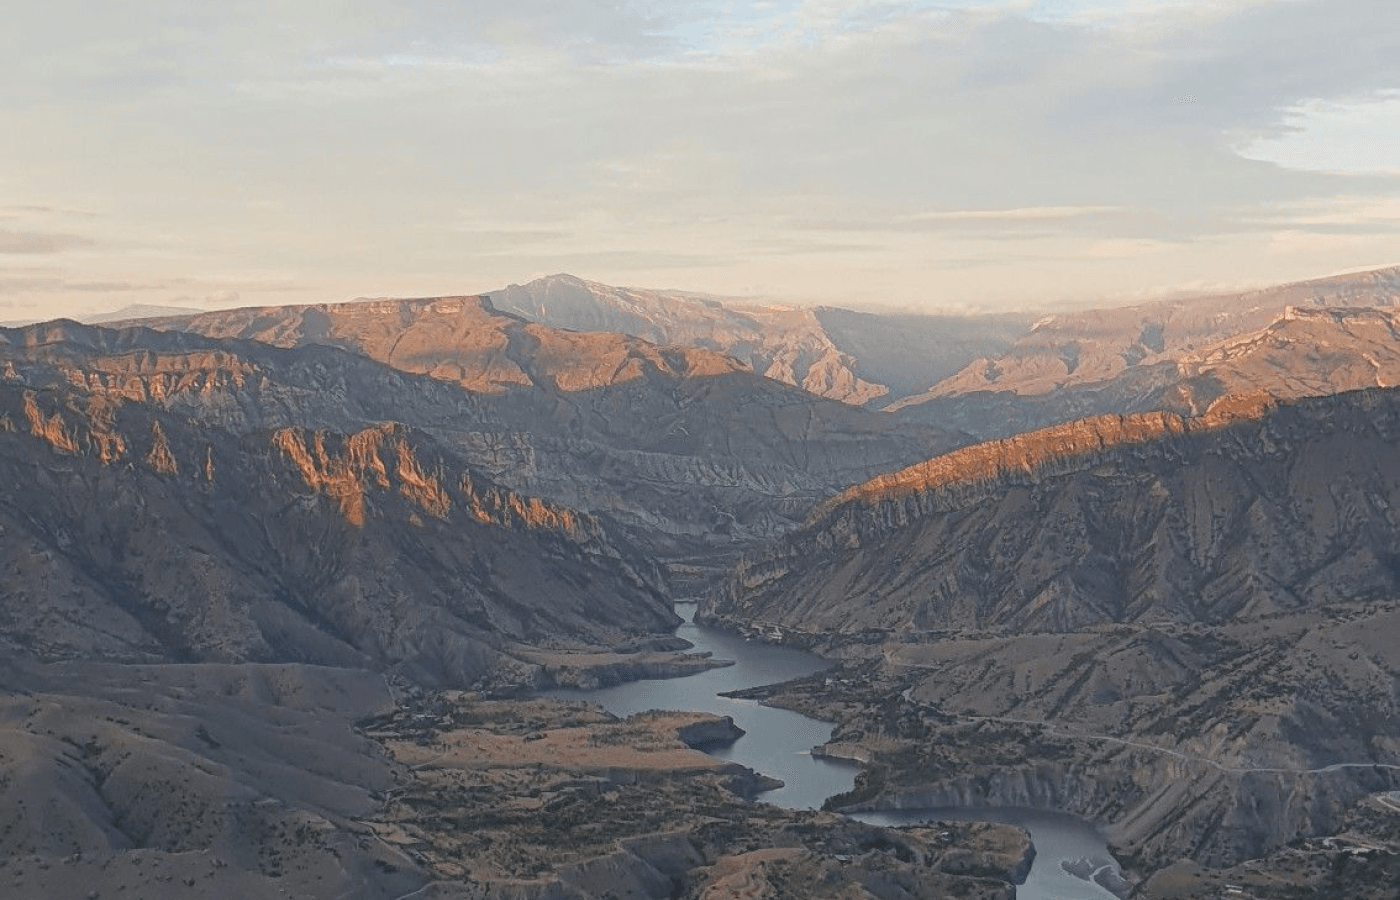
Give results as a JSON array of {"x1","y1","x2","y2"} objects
[{"x1": 3, "y1": 0, "x2": 1399, "y2": 321}]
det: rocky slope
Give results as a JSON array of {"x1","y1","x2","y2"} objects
[
  {"x1": 87, "y1": 308, "x2": 945, "y2": 587},
  {"x1": 705, "y1": 386, "x2": 1400, "y2": 887},
  {"x1": 709, "y1": 388, "x2": 1400, "y2": 636},
  {"x1": 895, "y1": 265, "x2": 1400, "y2": 436},
  {"x1": 130, "y1": 293, "x2": 745, "y2": 394},
  {"x1": 0, "y1": 372, "x2": 683, "y2": 683},
  {"x1": 0, "y1": 660, "x2": 1035, "y2": 900},
  {"x1": 1169, "y1": 304, "x2": 1400, "y2": 407},
  {"x1": 740, "y1": 605, "x2": 1400, "y2": 885},
  {"x1": 489, "y1": 274, "x2": 1031, "y2": 406},
  {"x1": 0, "y1": 660, "x2": 425, "y2": 899}
]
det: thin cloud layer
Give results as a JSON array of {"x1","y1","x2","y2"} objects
[
  {"x1": 0, "y1": 230, "x2": 94, "y2": 255},
  {"x1": 1, "y1": 0, "x2": 1397, "y2": 318}
]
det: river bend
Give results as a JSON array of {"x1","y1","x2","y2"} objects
[{"x1": 549, "y1": 603, "x2": 1123, "y2": 900}]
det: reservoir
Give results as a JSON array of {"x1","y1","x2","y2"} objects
[
  {"x1": 549, "y1": 602, "x2": 859, "y2": 809},
  {"x1": 550, "y1": 602, "x2": 1124, "y2": 899}
]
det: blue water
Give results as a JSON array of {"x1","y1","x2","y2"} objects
[
  {"x1": 857, "y1": 807, "x2": 1124, "y2": 899},
  {"x1": 547, "y1": 602, "x2": 859, "y2": 809},
  {"x1": 549, "y1": 601, "x2": 1124, "y2": 898}
]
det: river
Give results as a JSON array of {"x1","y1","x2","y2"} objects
[{"x1": 549, "y1": 602, "x2": 1124, "y2": 900}]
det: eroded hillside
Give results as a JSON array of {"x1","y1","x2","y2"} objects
[
  {"x1": 0, "y1": 379, "x2": 678, "y2": 684},
  {"x1": 37, "y1": 316, "x2": 944, "y2": 589}
]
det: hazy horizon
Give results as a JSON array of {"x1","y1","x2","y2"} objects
[{"x1": 4, "y1": 0, "x2": 1399, "y2": 321}]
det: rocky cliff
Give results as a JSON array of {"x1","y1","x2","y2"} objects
[
  {"x1": 707, "y1": 387, "x2": 1400, "y2": 635},
  {"x1": 77, "y1": 312, "x2": 944, "y2": 588},
  {"x1": 0, "y1": 363, "x2": 680, "y2": 683}
]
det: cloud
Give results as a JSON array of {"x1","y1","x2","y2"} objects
[
  {"x1": 3, "y1": 0, "x2": 1399, "y2": 311},
  {"x1": 905, "y1": 207, "x2": 1125, "y2": 222},
  {"x1": 0, "y1": 230, "x2": 94, "y2": 254},
  {"x1": 0, "y1": 276, "x2": 64, "y2": 295},
  {"x1": 65, "y1": 280, "x2": 182, "y2": 292}
]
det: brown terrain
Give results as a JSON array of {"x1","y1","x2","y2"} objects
[
  {"x1": 108, "y1": 302, "x2": 948, "y2": 589},
  {"x1": 704, "y1": 385, "x2": 1400, "y2": 892},
  {"x1": 6, "y1": 265, "x2": 1400, "y2": 897},
  {"x1": 487, "y1": 274, "x2": 1032, "y2": 407},
  {"x1": 894, "y1": 265, "x2": 1400, "y2": 437},
  {"x1": 132, "y1": 293, "x2": 745, "y2": 395}
]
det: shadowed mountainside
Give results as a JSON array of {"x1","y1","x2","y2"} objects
[
  {"x1": 0, "y1": 660, "x2": 427, "y2": 899},
  {"x1": 707, "y1": 388, "x2": 1400, "y2": 636},
  {"x1": 77, "y1": 310, "x2": 948, "y2": 588},
  {"x1": 0, "y1": 375, "x2": 677, "y2": 684}
]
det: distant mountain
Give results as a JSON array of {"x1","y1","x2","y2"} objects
[
  {"x1": 126, "y1": 294, "x2": 745, "y2": 393},
  {"x1": 706, "y1": 387, "x2": 1400, "y2": 636},
  {"x1": 1169, "y1": 304, "x2": 1400, "y2": 405},
  {"x1": 894, "y1": 265, "x2": 1400, "y2": 435},
  {"x1": 488, "y1": 274, "x2": 1031, "y2": 406},
  {"x1": 10, "y1": 315, "x2": 944, "y2": 594},
  {"x1": 81, "y1": 303, "x2": 206, "y2": 324}
]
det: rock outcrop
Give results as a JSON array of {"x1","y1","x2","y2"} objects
[
  {"x1": 26, "y1": 316, "x2": 943, "y2": 590},
  {"x1": 707, "y1": 388, "x2": 1400, "y2": 636},
  {"x1": 0, "y1": 371, "x2": 676, "y2": 683}
]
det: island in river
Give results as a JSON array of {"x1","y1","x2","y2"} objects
[{"x1": 552, "y1": 601, "x2": 1128, "y2": 899}]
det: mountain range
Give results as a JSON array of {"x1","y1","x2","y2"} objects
[
  {"x1": 487, "y1": 273, "x2": 1032, "y2": 407},
  {"x1": 705, "y1": 387, "x2": 1400, "y2": 635},
  {"x1": 120, "y1": 293, "x2": 952, "y2": 589},
  {"x1": 4, "y1": 263, "x2": 1400, "y2": 897},
  {"x1": 893, "y1": 264, "x2": 1400, "y2": 436}
]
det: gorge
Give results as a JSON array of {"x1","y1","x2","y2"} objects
[
  {"x1": 554, "y1": 602, "x2": 1127, "y2": 900},
  {"x1": 2, "y1": 266, "x2": 1399, "y2": 897}
]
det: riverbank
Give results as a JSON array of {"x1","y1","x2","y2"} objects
[
  {"x1": 352, "y1": 691, "x2": 1034, "y2": 898},
  {"x1": 728, "y1": 651, "x2": 1400, "y2": 898},
  {"x1": 549, "y1": 607, "x2": 1153, "y2": 900}
]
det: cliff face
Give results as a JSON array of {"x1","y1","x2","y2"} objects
[
  {"x1": 1170, "y1": 305, "x2": 1400, "y2": 406},
  {"x1": 894, "y1": 265, "x2": 1400, "y2": 437},
  {"x1": 0, "y1": 371, "x2": 677, "y2": 684},
  {"x1": 19, "y1": 318, "x2": 942, "y2": 590},
  {"x1": 727, "y1": 382, "x2": 1400, "y2": 876},
  {"x1": 706, "y1": 388, "x2": 1400, "y2": 635},
  {"x1": 488, "y1": 274, "x2": 1030, "y2": 406}
]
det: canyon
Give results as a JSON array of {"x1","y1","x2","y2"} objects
[
  {"x1": 2, "y1": 266, "x2": 1399, "y2": 896},
  {"x1": 705, "y1": 385, "x2": 1400, "y2": 890},
  {"x1": 113, "y1": 301, "x2": 948, "y2": 590}
]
